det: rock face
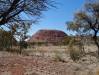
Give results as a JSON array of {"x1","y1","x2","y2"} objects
[{"x1": 28, "y1": 29, "x2": 67, "y2": 45}]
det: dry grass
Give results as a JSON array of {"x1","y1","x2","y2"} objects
[{"x1": 0, "y1": 45, "x2": 98, "y2": 75}]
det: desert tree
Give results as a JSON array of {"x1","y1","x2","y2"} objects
[
  {"x1": 14, "y1": 21, "x2": 31, "y2": 53},
  {"x1": 67, "y1": 0, "x2": 99, "y2": 57},
  {"x1": 0, "y1": 0, "x2": 54, "y2": 25},
  {"x1": 0, "y1": 0, "x2": 55, "y2": 37},
  {"x1": 0, "y1": 0, "x2": 54, "y2": 51}
]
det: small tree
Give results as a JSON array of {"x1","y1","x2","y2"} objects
[
  {"x1": 67, "y1": 0, "x2": 99, "y2": 57},
  {"x1": 13, "y1": 21, "x2": 31, "y2": 53},
  {"x1": 0, "y1": 0, "x2": 55, "y2": 45}
]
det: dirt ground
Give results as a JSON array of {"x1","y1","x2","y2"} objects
[
  {"x1": 0, "y1": 55, "x2": 76, "y2": 75},
  {"x1": 0, "y1": 45, "x2": 99, "y2": 75}
]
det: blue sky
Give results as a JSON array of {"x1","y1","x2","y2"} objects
[{"x1": 28, "y1": 0, "x2": 85, "y2": 36}]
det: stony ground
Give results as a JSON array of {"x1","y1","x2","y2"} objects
[
  {"x1": 0, "y1": 45, "x2": 99, "y2": 75},
  {"x1": 0, "y1": 54, "x2": 99, "y2": 75},
  {"x1": 0, "y1": 55, "x2": 75, "y2": 75},
  {"x1": 0, "y1": 55, "x2": 91, "y2": 75}
]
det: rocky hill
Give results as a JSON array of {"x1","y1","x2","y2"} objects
[{"x1": 28, "y1": 29, "x2": 67, "y2": 45}]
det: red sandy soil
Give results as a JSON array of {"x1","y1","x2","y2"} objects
[{"x1": 0, "y1": 56, "x2": 75, "y2": 75}]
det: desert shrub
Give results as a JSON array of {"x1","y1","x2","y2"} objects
[
  {"x1": 37, "y1": 42, "x2": 49, "y2": 46},
  {"x1": 6, "y1": 48, "x2": 20, "y2": 54},
  {"x1": 53, "y1": 50, "x2": 65, "y2": 62},
  {"x1": 63, "y1": 36, "x2": 72, "y2": 45},
  {"x1": 68, "y1": 38, "x2": 84, "y2": 61},
  {"x1": 0, "y1": 29, "x2": 17, "y2": 50},
  {"x1": 20, "y1": 41, "x2": 28, "y2": 49},
  {"x1": 95, "y1": 68, "x2": 99, "y2": 75},
  {"x1": 69, "y1": 46, "x2": 80, "y2": 61},
  {"x1": 28, "y1": 42, "x2": 48, "y2": 46}
]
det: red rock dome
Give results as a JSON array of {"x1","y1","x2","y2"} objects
[{"x1": 28, "y1": 29, "x2": 67, "y2": 44}]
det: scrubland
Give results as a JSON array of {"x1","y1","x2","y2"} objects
[{"x1": 0, "y1": 45, "x2": 99, "y2": 75}]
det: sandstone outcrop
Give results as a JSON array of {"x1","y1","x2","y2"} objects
[{"x1": 28, "y1": 29, "x2": 67, "y2": 45}]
